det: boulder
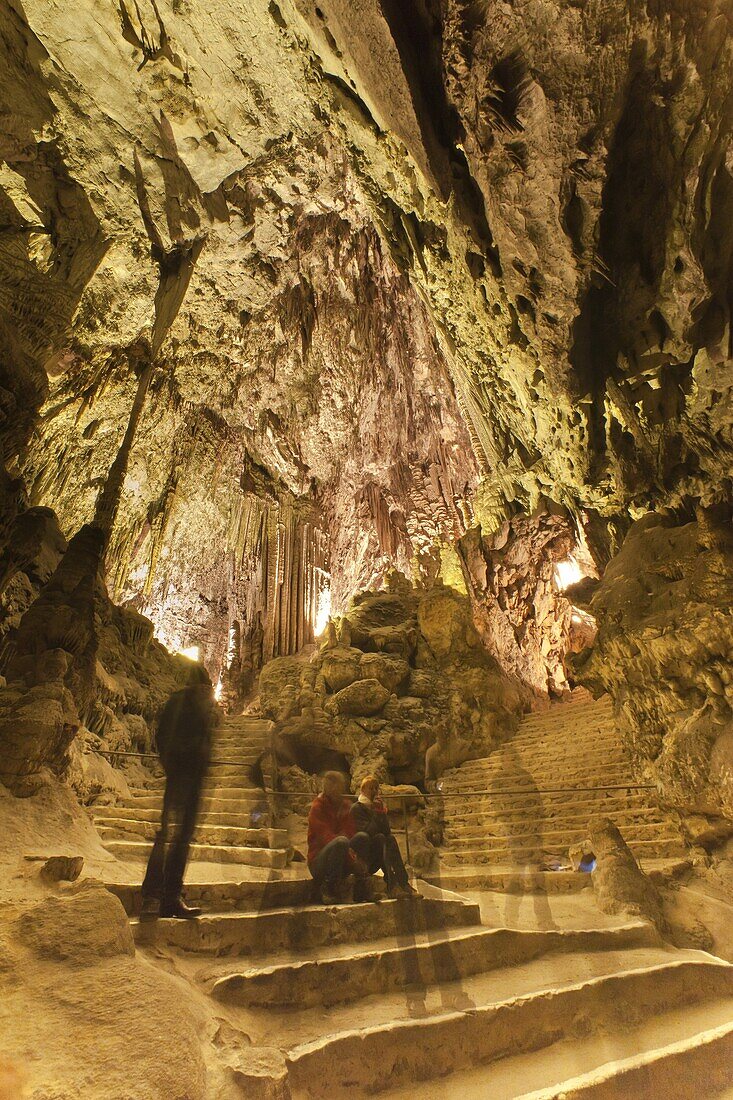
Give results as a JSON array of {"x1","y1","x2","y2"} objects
[
  {"x1": 259, "y1": 656, "x2": 310, "y2": 723},
  {"x1": 417, "y1": 586, "x2": 486, "y2": 666},
  {"x1": 326, "y1": 678, "x2": 391, "y2": 717},
  {"x1": 320, "y1": 646, "x2": 362, "y2": 693},
  {"x1": 16, "y1": 882, "x2": 135, "y2": 963},
  {"x1": 588, "y1": 817, "x2": 666, "y2": 930},
  {"x1": 359, "y1": 652, "x2": 409, "y2": 692}
]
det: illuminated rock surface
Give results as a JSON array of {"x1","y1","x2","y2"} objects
[{"x1": 1, "y1": 1, "x2": 733, "y2": 1096}]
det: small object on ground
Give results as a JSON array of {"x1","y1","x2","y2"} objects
[
  {"x1": 160, "y1": 897, "x2": 203, "y2": 919},
  {"x1": 40, "y1": 855, "x2": 84, "y2": 882}
]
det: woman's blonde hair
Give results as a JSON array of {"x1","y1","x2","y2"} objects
[{"x1": 360, "y1": 775, "x2": 380, "y2": 796}]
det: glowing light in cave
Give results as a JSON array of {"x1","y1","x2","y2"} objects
[
  {"x1": 314, "y1": 585, "x2": 332, "y2": 637},
  {"x1": 554, "y1": 555, "x2": 583, "y2": 591},
  {"x1": 214, "y1": 678, "x2": 224, "y2": 702},
  {"x1": 177, "y1": 645, "x2": 200, "y2": 662}
]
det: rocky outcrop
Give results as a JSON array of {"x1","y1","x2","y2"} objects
[
  {"x1": 577, "y1": 508, "x2": 733, "y2": 831},
  {"x1": 259, "y1": 578, "x2": 525, "y2": 788},
  {"x1": 586, "y1": 817, "x2": 667, "y2": 930},
  {"x1": 457, "y1": 508, "x2": 592, "y2": 696},
  {"x1": 0, "y1": 514, "x2": 195, "y2": 795}
]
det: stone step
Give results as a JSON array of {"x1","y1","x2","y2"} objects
[
  {"x1": 432, "y1": 790, "x2": 654, "y2": 814},
  {"x1": 438, "y1": 837, "x2": 687, "y2": 866},
  {"x1": 108, "y1": 875, "x2": 314, "y2": 917},
  {"x1": 444, "y1": 765, "x2": 633, "y2": 793},
  {"x1": 498, "y1": 732, "x2": 619, "y2": 753},
  {"x1": 421, "y1": 867, "x2": 594, "y2": 893},
  {"x1": 503, "y1": 723, "x2": 616, "y2": 742},
  {"x1": 131, "y1": 893, "x2": 481, "y2": 955},
  {"x1": 95, "y1": 805, "x2": 271, "y2": 828},
  {"x1": 443, "y1": 822, "x2": 681, "y2": 849},
  {"x1": 211, "y1": 922, "x2": 659, "y2": 1010},
  {"x1": 129, "y1": 779, "x2": 265, "y2": 795},
  {"x1": 212, "y1": 745, "x2": 265, "y2": 757},
  {"x1": 450, "y1": 747, "x2": 627, "y2": 771},
  {"x1": 102, "y1": 838, "x2": 288, "y2": 869},
  {"x1": 117, "y1": 796, "x2": 268, "y2": 814},
  {"x1": 443, "y1": 806, "x2": 665, "y2": 834},
  {"x1": 382, "y1": 996, "x2": 733, "y2": 1099},
  {"x1": 94, "y1": 817, "x2": 287, "y2": 849},
  {"x1": 447, "y1": 756, "x2": 629, "y2": 781},
  {"x1": 284, "y1": 954, "x2": 733, "y2": 1095},
  {"x1": 511, "y1": 709, "x2": 613, "y2": 727}
]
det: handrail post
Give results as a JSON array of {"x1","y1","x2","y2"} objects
[{"x1": 402, "y1": 800, "x2": 411, "y2": 867}]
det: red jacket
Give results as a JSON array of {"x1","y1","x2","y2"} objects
[{"x1": 307, "y1": 793, "x2": 356, "y2": 864}]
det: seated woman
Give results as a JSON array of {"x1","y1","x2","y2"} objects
[
  {"x1": 307, "y1": 771, "x2": 374, "y2": 904},
  {"x1": 351, "y1": 776, "x2": 417, "y2": 898}
]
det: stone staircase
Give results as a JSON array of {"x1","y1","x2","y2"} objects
[
  {"x1": 105, "y1": 875, "x2": 733, "y2": 1097},
  {"x1": 98, "y1": 694, "x2": 733, "y2": 1097},
  {"x1": 430, "y1": 693, "x2": 686, "y2": 891},
  {"x1": 95, "y1": 714, "x2": 290, "y2": 870}
]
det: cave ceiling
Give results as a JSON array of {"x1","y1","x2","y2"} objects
[{"x1": 1, "y1": 0, "x2": 732, "y2": 660}]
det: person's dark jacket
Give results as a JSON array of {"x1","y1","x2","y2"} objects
[
  {"x1": 156, "y1": 684, "x2": 216, "y2": 776},
  {"x1": 351, "y1": 798, "x2": 391, "y2": 838}
]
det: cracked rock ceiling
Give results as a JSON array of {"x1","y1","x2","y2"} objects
[{"x1": 1, "y1": 0, "x2": 732, "y2": 670}]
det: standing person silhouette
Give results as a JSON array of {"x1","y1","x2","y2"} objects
[{"x1": 140, "y1": 665, "x2": 220, "y2": 920}]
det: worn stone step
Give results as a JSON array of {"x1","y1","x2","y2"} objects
[
  {"x1": 447, "y1": 757, "x2": 629, "y2": 781},
  {"x1": 108, "y1": 875, "x2": 314, "y2": 917},
  {"x1": 212, "y1": 922, "x2": 659, "y2": 1010},
  {"x1": 444, "y1": 766, "x2": 633, "y2": 793},
  {"x1": 448, "y1": 760, "x2": 631, "y2": 784},
  {"x1": 95, "y1": 805, "x2": 270, "y2": 828},
  {"x1": 382, "y1": 996, "x2": 733, "y2": 1099},
  {"x1": 503, "y1": 726, "x2": 617, "y2": 746},
  {"x1": 421, "y1": 867, "x2": 594, "y2": 893},
  {"x1": 115, "y1": 791, "x2": 268, "y2": 811},
  {"x1": 285, "y1": 955, "x2": 733, "y2": 1096},
  {"x1": 129, "y1": 779, "x2": 265, "y2": 795},
  {"x1": 132, "y1": 894, "x2": 481, "y2": 956},
  {"x1": 443, "y1": 806, "x2": 664, "y2": 834},
  {"x1": 443, "y1": 822, "x2": 681, "y2": 848},
  {"x1": 439, "y1": 837, "x2": 687, "y2": 866},
  {"x1": 433, "y1": 790, "x2": 654, "y2": 814},
  {"x1": 103, "y1": 838, "x2": 288, "y2": 868},
  {"x1": 450, "y1": 748, "x2": 626, "y2": 771},
  {"x1": 95, "y1": 817, "x2": 287, "y2": 849}
]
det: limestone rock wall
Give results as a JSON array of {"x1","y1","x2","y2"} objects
[
  {"x1": 258, "y1": 580, "x2": 525, "y2": 788},
  {"x1": 577, "y1": 508, "x2": 733, "y2": 830},
  {"x1": 0, "y1": 0, "x2": 731, "y2": 774}
]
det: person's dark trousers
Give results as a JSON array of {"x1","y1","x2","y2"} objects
[
  {"x1": 309, "y1": 831, "x2": 371, "y2": 890},
  {"x1": 142, "y1": 761, "x2": 205, "y2": 910},
  {"x1": 368, "y1": 833, "x2": 409, "y2": 889}
]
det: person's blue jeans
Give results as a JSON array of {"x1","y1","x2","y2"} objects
[{"x1": 309, "y1": 832, "x2": 371, "y2": 889}]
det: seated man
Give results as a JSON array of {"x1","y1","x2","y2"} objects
[
  {"x1": 351, "y1": 776, "x2": 417, "y2": 898},
  {"x1": 307, "y1": 771, "x2": 373, "y2": 904}
]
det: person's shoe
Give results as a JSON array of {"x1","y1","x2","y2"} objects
[
  {"x1": 353, "y1": 877, "x2": 381, "y2": 904},
  {"x1": 319, "y1": 885, "x2": 341, "y2": 905},
  {"x1": 138, "y1": 896, "x2": 160, "y2": 922},
  {"x1": 160, "y1": 897, "x2": 202, "y2": 919}
]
